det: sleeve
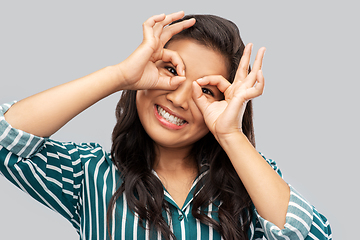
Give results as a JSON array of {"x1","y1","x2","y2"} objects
[
  {"x1": 248, "y1": 154, "x2": 332, "y2": 240},
  {"x1": 0, "y1": 102, "x2": 107, "y2": 233},
  {"x1": 0, "y1": 101, "x2": 46, "y2": 159}
]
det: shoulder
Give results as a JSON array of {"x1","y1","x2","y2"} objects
[{"x1": 43, "y1": 139, "x2": 112, "y2": 165}]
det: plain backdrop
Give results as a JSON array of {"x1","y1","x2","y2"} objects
[{"x1": 1, "y1": 0, "x2": 358, "y2": 239}]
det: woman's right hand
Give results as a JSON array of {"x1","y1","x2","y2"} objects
[
  {"x1": 116, "y1": 11, "x2": 195, "y2": 91},
  {"x1": 3, "y1": 12, "x2": 194, "y2": 138}
]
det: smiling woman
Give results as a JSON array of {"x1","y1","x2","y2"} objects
[
  {"x1": 0, "y1": 11, "x2": 331, "y2": 240},
  {"x1": 136, "y1": 39, "x2": 227, "y2": 149}
]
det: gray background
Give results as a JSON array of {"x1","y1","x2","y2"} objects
[{"x1": 1, "y1": 0, "x2": 358, "y2": 239}]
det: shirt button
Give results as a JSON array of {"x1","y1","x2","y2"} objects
[{"x1": 178, "y1": 215, "x2": 184, "y2": 221}]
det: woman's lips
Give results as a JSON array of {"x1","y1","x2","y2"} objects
[{"x1": 154, "y1": 105, "x2": 188, "y2": 130}]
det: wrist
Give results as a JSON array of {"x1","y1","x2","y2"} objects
[
  {"x1": 217, "y1": 130, "x2": 250, "y2": 150},
  {"x1": 110, "y1": 63, "x2": 128, "y2": 91}
]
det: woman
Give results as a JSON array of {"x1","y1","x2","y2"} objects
[{"x1": 0, "y1": 11, "x2": 331, "y2": 239}]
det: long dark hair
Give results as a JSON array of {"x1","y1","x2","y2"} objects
[{"x1": 108, "y1": 14, "x2": 255, "y2": 240}]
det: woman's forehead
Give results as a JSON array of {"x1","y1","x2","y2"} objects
[{"x1": 166, "y1": 39, "x2": 228, "y2": 78}]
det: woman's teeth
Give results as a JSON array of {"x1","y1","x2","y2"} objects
[{"x1": 157, "y1": 105, "x2": 186, "y2": 126}]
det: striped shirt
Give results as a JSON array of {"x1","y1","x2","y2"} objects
[{"x1": 0, "y1": 102, "x2": 332, "y2": 240}]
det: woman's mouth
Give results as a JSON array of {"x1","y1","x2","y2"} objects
[{"x1": 155, "y1": 105, "x2": 187, "y2": 128}]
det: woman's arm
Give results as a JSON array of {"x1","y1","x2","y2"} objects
[
  {"x1": 5, "y1": 12, "x2": 194, "y2": 137},
  {"x1": 5, "y1": 66, "x2": 122, "y2": 137},
  {"x1": 219, "y1": 132, "x2": 290, "y2": 228},
  {"x1": 0, "y1": 102, "x2": 115, "y2": 233},
  {"x1": 192, "y1": 44, "x2": 290, "y2": 228},
  {"x1": 194, "y1": 44, "x2": 332, "y2": 238}
]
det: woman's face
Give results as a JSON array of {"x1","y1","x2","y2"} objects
[{"x1": 136, "y1": 39, "x2": 228, "y2": 150}]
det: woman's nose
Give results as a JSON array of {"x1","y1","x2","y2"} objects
[{"x1": 166, "y1": 79, "x2": 192, "y2": 110}]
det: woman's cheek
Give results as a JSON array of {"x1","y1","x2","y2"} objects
[{"x1": 191, "y1": 103, "x2": 206, "y2": 123}]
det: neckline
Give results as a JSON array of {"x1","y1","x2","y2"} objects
[{"x1": 152, "y1": 166, "x2": 209, "y2": 211}]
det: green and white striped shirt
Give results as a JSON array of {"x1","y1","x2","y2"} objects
[{"x1": 0, "y1": 102, "x2": 332, "y2": 240}]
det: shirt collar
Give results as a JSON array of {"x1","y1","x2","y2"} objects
[{"x1": 152, "y1": 165, "x2": 209, "y2": 211}]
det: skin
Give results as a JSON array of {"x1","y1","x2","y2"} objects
[
  {"x1": 4, "y1": 11, "x2": 290, "y2": 229},
  {"x1": 136, "y1": 39, "x2": 227, "y2": 151},
  {"x1": 136, "y1": 39, "x2": 228, "y2": 208}
]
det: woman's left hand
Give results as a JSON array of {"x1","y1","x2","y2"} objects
[
  {"x1": 193, "y1": 44, "x2": 291, "y2": 229},
  {"x1": 192, "y1": 43, "x2": 266, "y2": 141}
]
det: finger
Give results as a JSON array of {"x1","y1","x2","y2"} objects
[
  {"x1": 196, "y1": 75, "x2": 231, "y2": 93},
  {"x1": 234, "y1": 46, "x2": 266, "y2": 87},
  {"x1": 142, "y1": 13, "x2": 166, "y2": 40},
  {"x1": 170, "y1": 76, "x2": 187, "y2": 88},
  {"x1": 251, "y1": 47, "x2": 266, "y2": 72},
  {"x1": 238, "y1": 70, "x2": 265, "y2": 100},
  {"x1": 153, "y1": 11, "x2": 185, "y2": 38},
  {"x1": 234, "y1": 43, "x2": 252, "y2": 82},
  {"x1": 160, "y1": 18, "x2": 196, "y2": 44},
  {"x1": 192, "y1": 81, "x2": 212, "y2": 115},
  {"x1": 156, "y1": 76, "x2": 186, "y2": 90},
  {"x1": 160, "y1": 11, "x2": 185, "y2": 27},
  {"x1": 238, "y1": 47, "x2": 265, "y2": 87},
  {"x1": 254, "y1": 69, "x2": 265, "y2": 95},
  {"x1": 161, "y1": 49, "x2": 186, "y2": 76}
]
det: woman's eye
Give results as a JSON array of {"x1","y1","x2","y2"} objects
[
  {"x1": 202, "y1": 88, "x2": 214, "y2": 97},
  {"x1": 166, "y1": 66, "x2": 178, "y2": 76}
]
